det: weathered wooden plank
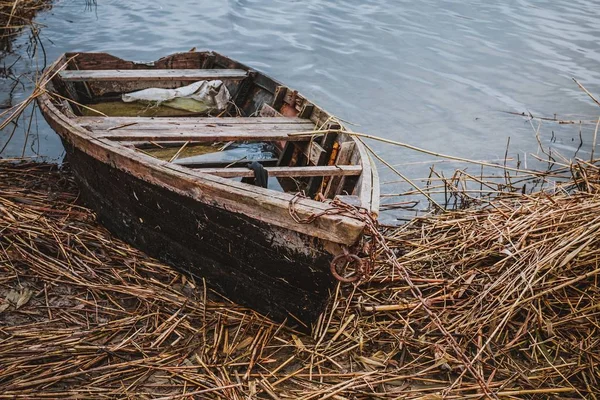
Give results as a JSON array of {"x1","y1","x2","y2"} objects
[
  {"x1": 175, "y1": 158, "x2": 278, "y2": 168},
  {"x1": 75, "y1": 116, "x2": 311, "y2": 129},
  {"x1": 60, "y1": 69, "x2": 248, "y2": 82},
  {"x1": 227, "y1": 72, "x2": 255, "y2": 115},
  {"x1": 306, "y1": 142, "x2": 326, "y2": 166},
  {"x1": 335, "y1": 195, "x2": 361, "y2": 207},
  {"x1": 66, "y1": 52, "x2": 208, "y2": 71},
  {"x1": 259, "y1": 104, "x2": 283, "y2": 117},
  {"x1": 84, "y1": 122, "x2": 315, "y2": 132},
  {"x1": 325, "y1": 141, "x2": 356, "y2": 198},
  {"x1": 306, "y1": 124, "x2": 339, "y2": 197},
  {"x1": 253, "y1": 72, "x2": 278, "y2": 94},
  {"x1": 282, "y1": 141, "x2": 327, "y2": 168},
  {"x1": 78, "y1": 116, "x2": 318, "y2": 142},
  {"x1": 272, "y1": 86, "x2": 288, "y2": 110},
  {"x1": 304, "y1": 142, "x2": 327, "y2": 197},
  {"x1": 346, "y1": 133, "x2": 377, "y2": 215},
  {"x1": 258, "y1": 105, "x2": 287, "y2": 151},
  {"x1": 97, "y1": 123, "x2": 313, "y2": 132},
  {"x1": 200, "y1": 54, "x2": 215, "y2": 69},
  {"x1": 195, "y1": 165, "x2": 362, "y2": 178},
  {"x1": 298, "y1": 103, "x2": 314, "y2": 119},
  {"x1": 95, "y1": 127, "x2": 321, "y2": 142}
]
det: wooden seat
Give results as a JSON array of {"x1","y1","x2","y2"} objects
[
  {"x1": 195, "y1": 165, "x2": 362, "y2": 178},
  {"x1": 75, "y1": 117, "x2": 319, "y2": 142},
  {"x1": 59, "y1": 69, "x2": 248, "y2": 82}
]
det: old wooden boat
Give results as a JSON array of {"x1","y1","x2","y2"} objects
[{"x1": 38, "y1": 51, "x2": 379, "y2": 329}]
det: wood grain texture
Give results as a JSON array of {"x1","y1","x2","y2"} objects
[
  {"x1": 60, "y1": 69, "x2": 248, "y2": 81},
  {"x1": 95, "y1": 129, "x2": 319, "y2": 142},
  {"x1": 76, "y1": 116, "x2": 312, "y2": 127},
  {"x1": 325, "y1": 141, "x2": 356, "y2": 198},
  {"x1": 77, "y1": 117, "x2": 317, "y2": 142},
  {"x1": 259, "y1": 104, "x2": 284, "y2": 117},
  {"x1": 196, "y1": 165, "x2": 362, "y2": 178}
]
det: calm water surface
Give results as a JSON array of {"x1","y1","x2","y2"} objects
[{"x1": 2, "y1": 0, "x2": 600, "y2": 213}]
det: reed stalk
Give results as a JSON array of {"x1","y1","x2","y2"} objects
[{"x1": 0, "y1": 159, "x2": 598, "y2": 398}]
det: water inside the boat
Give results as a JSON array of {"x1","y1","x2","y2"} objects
[
  {"x1": 141, "y1": 142, "x2": 276, "y2": 164},
  {"x1": 137, "y1": 142, "x2": 287, "y2": 192},
  {"x1": 80, "y1": 96, "x2": 288, "y2": 191}
]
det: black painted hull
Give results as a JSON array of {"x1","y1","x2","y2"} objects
[{"x1": 64, "y1": 143, "x2": 336, "y2": 328}]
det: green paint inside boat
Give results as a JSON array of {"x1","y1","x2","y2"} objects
[{"x1": 81, "y1": 101, "x2": 206, "y2": 117}]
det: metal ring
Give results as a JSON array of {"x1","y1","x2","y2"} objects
[{"x1": 330, "y1": 253, "x2": 362, "y2": 283}]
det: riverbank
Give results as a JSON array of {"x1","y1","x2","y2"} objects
[{"x1": 0, "y1": 160, "x2": 597, "y2": 398}]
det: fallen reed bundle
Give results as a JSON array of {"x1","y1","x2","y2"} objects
[
  {"x1": 366, "y1": 162, "x2": 600, "y2": 398},
  {"x1": 0, "y1": 0, "x2": 50, "y2": 52},
  {"x1": 0, "y1": 160, "x2": 598, "y2": 398},
  {"x1": 0, "y1": 162, "x2": 285, "y2": 399}
]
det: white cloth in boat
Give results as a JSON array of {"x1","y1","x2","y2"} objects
[{"x1": 121, "y1": 80, "x2": 231, "y2": 113}]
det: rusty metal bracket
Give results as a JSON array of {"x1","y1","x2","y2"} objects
[{"x1": 330, "y1": 247, "x2": 362, "y2": 283}]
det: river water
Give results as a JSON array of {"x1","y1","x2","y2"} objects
[{"x1": 2, "y1": 0, "x2": 600, "y2": 213}]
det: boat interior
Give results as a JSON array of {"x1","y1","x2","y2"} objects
[{"x1": 47, "y1": 51, "x2": 378, "y2": 214}]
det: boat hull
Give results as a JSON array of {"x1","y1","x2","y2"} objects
[{"x1": 63, "y1": 142, "x2": 336, "y2": 328}]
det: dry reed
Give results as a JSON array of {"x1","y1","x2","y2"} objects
[
  {"x1": 0, "y1": 0, "x2": 50, "y2": 52},
  {"x1": 0, "y1": 160, "x2": 598, "y2": 398}
]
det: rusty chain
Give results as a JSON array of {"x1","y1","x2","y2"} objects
[{"x1": 288, "y1": 192, "x2": 377, "y2": 283}]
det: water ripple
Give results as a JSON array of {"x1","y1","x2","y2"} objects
[{"x1": 2, "y1": 0, "x2": 599, "y2": 183}]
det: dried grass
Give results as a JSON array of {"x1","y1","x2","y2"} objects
[
  {"x1": 0, "y1": 0, "x2": 50, "y2": 52},
  {"x1": 1, "y1": 160, "x2": 598, "y2": 398}
]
